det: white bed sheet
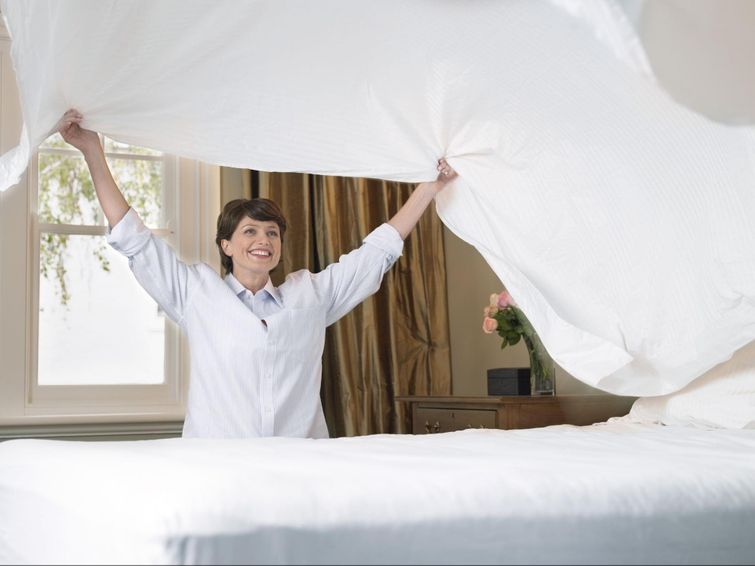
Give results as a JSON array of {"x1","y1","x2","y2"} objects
[
  {"x1": 1, "y1": 421, "x2": 754, "y2": 565},
  {"x1": 3, "y1": 0, "x2": 755, "y2": 396}
]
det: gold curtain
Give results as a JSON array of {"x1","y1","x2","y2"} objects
[{"x1": 225, "y1": 170, "x2": 452, "y2": 435}]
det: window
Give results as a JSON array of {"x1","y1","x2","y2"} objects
[
  {"x1": 27, "y1": 135, "x2": 186, "y2": 414},
  {"x1": 0, "y1": 15, "x2": 221, "y2": 437},
  {"x1": 35, "y1": 134, "x2": 170, "y2": 387}
]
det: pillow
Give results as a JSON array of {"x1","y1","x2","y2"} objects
[{"x1": 629, "y1": 341, "x2": 755, "y2": 429}]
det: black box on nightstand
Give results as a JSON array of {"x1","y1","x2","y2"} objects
[{"x1": 487, "y1": 368, "x2": 531, "y2": 396}]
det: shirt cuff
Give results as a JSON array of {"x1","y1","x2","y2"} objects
[
  {"x1": 363, "y1": 223, "x2": 404, "y2": 259},
  {"x1": 107, "y1": 207, "x2": 151, "y2": 257}
]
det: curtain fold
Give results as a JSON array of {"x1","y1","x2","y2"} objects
[{"x1": 227, "y1": 171, "x2": 452, "y2": 435}]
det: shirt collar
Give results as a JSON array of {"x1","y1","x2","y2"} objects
[{"x1": 224, "y1": 272, "x2": 283, "y2": 307}]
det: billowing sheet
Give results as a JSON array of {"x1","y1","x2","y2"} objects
[
  {"x1": 1, "y1": 0, "x2": 754, "y2": 395},
  {"x1": 1, "y1": 423, "x2": 755, "y2": 565}
]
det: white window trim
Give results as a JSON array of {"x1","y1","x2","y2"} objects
[{"x1": 0, "y1": 16, "x2": 221, "y2": 436}]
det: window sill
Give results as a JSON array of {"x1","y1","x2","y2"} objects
[{"x1": 0, "y1": 420, "x2": 183, "y2": 441}]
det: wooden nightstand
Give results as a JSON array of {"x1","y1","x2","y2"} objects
[{"x1": 395, "y1": 395, "x2": 636, "y2": 434}]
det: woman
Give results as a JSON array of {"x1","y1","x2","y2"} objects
[{"x1": 58, "y1": 109, "x2": 457, "y2": 439}]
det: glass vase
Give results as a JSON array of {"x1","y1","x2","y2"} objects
[{"x1": 522, "y1": 333, "x2": 556, "y2": 396}]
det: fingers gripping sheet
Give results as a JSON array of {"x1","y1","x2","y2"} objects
[{"x1": 1, "y1": 1, "x2": 754, "y2": 396}]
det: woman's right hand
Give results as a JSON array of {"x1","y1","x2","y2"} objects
[{"x1": 57, "y1": 108, "x2": 100, "y2": 154}]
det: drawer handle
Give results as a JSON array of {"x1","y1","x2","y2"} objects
[{"x1": 422, "y1": 421, "x2": 443, "y2": 434}]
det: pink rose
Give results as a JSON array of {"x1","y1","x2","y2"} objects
[
  {"x1": 482, "y1": 316, "x2": 498, "y2": 334},
  {"x1": 497, "y1": 290, "x2": 514, "y2": 309},
  {"x1": 483, "y1": 305, "x2": 498, "y2": 317}
]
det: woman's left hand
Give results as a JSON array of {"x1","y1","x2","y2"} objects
[
  {"x1": 434, "y1": 158, "x2": 458, "y2": 187},
  {"x1": 389, "y1": 158, "x2": 458, "y2": 238}
]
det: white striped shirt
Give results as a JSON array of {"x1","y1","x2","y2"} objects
[{"x1": 107, "y1": 208, "x2": 403, "y2": 438}]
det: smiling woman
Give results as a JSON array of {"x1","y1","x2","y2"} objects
[{"x1": 55, "y1": 108, "x2": 458, "y2": 439}]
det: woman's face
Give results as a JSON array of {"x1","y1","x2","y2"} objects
[{"x1": 221, "y1": 216, "x2": 282, "y2": 278}]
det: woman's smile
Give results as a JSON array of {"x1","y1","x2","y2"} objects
[{"x1": 248, "y1": 248, "x2": 273, "y2": 260}]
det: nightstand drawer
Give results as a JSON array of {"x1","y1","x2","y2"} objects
[
  {"x1": 397, "y1": 395, "x2": 637, "y2": 434},
  {"x1": 451, "y1": 409, "x2": 497, "y2": 430},
  {"x1": 414, "y1": 408, "x2": 455, "y2": 434},
  {"x1": 414, "y1": 407, "x2": 497, "y2": 434}
]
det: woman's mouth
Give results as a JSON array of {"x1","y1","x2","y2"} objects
[{"x1": 248, "y1": 249, "x2": 272, "y2": 260}]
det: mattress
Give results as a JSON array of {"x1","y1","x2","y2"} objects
[{"x1": 1, "y1": 421, "x2": 754, "y2": 564}]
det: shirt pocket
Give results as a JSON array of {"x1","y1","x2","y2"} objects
[{"x1": 282, "y1": 306, "x2": 327, "y2": 355}]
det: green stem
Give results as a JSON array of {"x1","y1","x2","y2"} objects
[{"x1": 520, "y1": 320, "x2": 555, "y2": 396}]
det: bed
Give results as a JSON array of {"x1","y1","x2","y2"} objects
[{"x1": 1, "y1": 419, "x2": 754, "y2": 565}]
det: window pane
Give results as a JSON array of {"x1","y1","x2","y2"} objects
[
  {"x1": 38, "y1": 234, "x2": 165, "y2": 385},
  {"x1": 38, "y1": 153, "x2": 101, "y2": 225},
  {"x1": 38, "y1": 154, "x2": 164, "y2": 228},
  {"x1": 41, "y1": 132, "x2": 68, "y2": 149},
  {"x1": 107, "y1": 157, "x2": 164, "y2": 228},
  {"x1": 104, "y1": 137, "x2": 161, "y2": 156}
]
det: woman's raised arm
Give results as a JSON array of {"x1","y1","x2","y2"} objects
[
  {"x1": 55, "y1": 109, "x2": 199, "y2": 325},
  {"x1": 57, "y1": 109, "x2": 129, "y2": 228}
]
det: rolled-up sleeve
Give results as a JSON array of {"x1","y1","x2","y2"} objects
[
  {"x1": 362, "y1": 223, "x2": 404, "y2": 260},
  {"x1": 107, "y1": 208, "x2": 197, "y2": 325},
  {"x1": 107, "y1": 207, "x2": 151, "y2": 257},
  {"x1": 314, "y1": 222, "x2": 404, "y2": 326}
]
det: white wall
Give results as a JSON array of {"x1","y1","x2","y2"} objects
[{"x1": 638, "y1": 0, "x2": 755, "y2": 125}]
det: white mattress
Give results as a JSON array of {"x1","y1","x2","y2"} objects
[{"x1": 1, "y1": 421, "x2": 754, "y2": 565}]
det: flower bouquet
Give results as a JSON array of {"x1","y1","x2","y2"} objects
[{"x1": 483, "y1": 290, "x2": 555, "y2": 395}]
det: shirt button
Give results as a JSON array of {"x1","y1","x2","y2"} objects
[
  {"x1": 265, "y1": 407, "x2": 273, "y2": 414},
  {"x1": 266, "y1": 373, "x2": 273, "y2": 380}
]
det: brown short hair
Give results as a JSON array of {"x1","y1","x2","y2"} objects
[{"x1": 215, "y1": 198, "x2": 287, "y2": 275}]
